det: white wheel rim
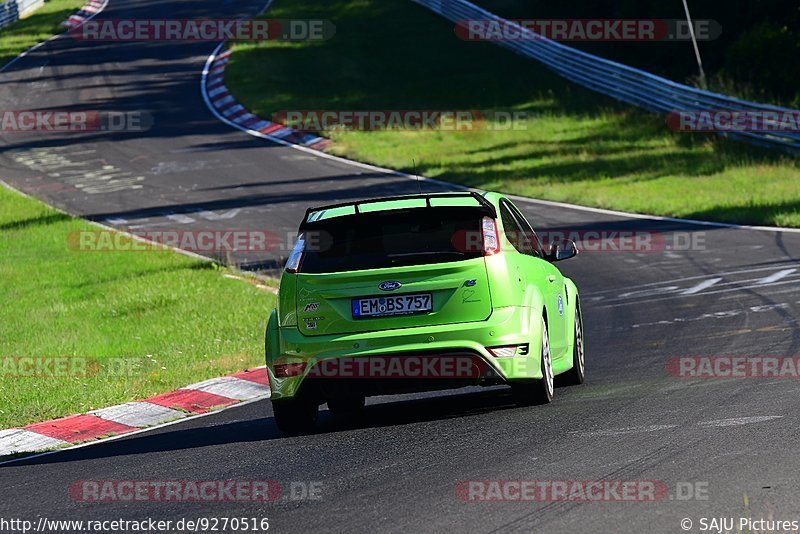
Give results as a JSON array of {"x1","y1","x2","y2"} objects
[
  {"x1": 542, "y1": 323, "x2": 553, "y2": 396},
  {"x1": 575, "y1": 314, "x2": 584, "y2": 374}
]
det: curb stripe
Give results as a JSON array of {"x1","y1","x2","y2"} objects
[
  {"x1": 259, "y1": 123, "x2": 284, "y2": 134},
  {"x1": 185, "y1": 376, "x2": 270, "y2": 401},
  {"x1": 250, "y1": 120, "x2": 271, "y2": 131},
  {"x1": 88, "y1": 402, "x2": 187, "y2": 428},
  {"x1": 207, "y1": 86, "x2": 227, "y2": 98},
  {"x1": 0, "y1": 429, "x2": 71, "y2": 457},
  {"x1": 308, "y1": 138, "x2": 332, "y2": 150},
  {"x1": 213, "y1": 95, "x2": 234, "y2": 107},
  {"x1": 269, "y1": 127, "x2": 294, "y2": 139},
  {"x1": 223, "y1": 104, "x2": 245, "y2": 117},
  {"x1": 226, "y1": 109, "x2": 247, "y2": 120},
  {"x1": 202, "y1": 42, "x2": 330, "y2": 150},
  {"x1": 60, "y1": 0, "x2": 106, "y2": 28},
  {"x1": 0, "y1": 367, "x2": 270, "y2": 460},
  {"x1": 217, "y1": 101, "x2": 238, "y2": 113},
  {"x1": 145, "y1": 388, "x2": 240, "y2": 414},
  {"x1": 26, "y1": 415, "x2": 136, "y2": 442},
  {"x1": 240, "y1": 115, "x2": 260, "y2": 126},
  {"x1": 230, "y1": 368, "x2": 269, "y2": 385}
]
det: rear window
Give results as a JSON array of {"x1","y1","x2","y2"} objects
[{"x1": 297, "y1": 207, "x2": 485, "y2": 274}]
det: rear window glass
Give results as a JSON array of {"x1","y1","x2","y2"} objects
[{"x1": 298, "y1": 207, "x2": 485, "y2": 274}]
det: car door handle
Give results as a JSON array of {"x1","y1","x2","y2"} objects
[{"x1": 547, "y1": 275, "x2": 556, "y2": 283}]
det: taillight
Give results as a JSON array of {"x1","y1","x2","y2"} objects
[
  {"x1": 487, "y1": 345, "x2": 529, "y2": 358},
  {"x1": 274, "y1": 362, "x2": 306, "y2": 377},
  {"x1": 285, "y1": 233, "x2": 306, "y2": 273},
  {"x1": 482, "y1": 216, "x2": 500, "y2": 256}
]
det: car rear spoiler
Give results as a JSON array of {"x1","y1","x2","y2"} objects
[{"x1": 299, "y1": 191, "x2": 497, "y2": 231}]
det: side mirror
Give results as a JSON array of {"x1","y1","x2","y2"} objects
[{"x1": 547, "y1": 239, "x2": 578, "y2": 262}]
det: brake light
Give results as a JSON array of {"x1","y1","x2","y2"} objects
[
  {"x1": 285, "y1": 233, "x2": 306, "y2": 273},
  {"x1": 482, "y1": 216, "x2": 500, "y2": 256},
  {"x1": 274, "y1": 362, "x2": 307, "y2": 377}
]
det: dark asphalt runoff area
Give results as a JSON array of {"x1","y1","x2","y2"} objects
[{"x1": 1, "y1": 0, "x2": 800, "y2": 532}]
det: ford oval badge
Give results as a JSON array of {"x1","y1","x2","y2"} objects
[{"x1": 379, "y1": 281, "x2": 402, "y2": 291}]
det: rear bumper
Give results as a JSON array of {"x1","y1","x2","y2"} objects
[{"x1": 266, "y1": 306, "x2": 543, "y2": 401}]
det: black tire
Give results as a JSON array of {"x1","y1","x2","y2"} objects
[
  {"x1": 559, "y1": 304, "x2": 585, "y2": 386},
  {"x1": 511, "y1": 317, "x2": 554, "y2": 406},
  {"x1": 327, "y1": 396, "x2": 366, "y2": 417},
  {"x1": 272, "y1": 397, "x2": 318, "y2": 433}
]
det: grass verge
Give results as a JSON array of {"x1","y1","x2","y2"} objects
[
  {"x1": 0, "y1": 0, "x2": 86, "y2": 68},
  {"x1": 225, "y1": 0, "x2": 800, "y2": 227},
  {"x1": 0, "y1": 184, "x2": 274, "y2": 428}
]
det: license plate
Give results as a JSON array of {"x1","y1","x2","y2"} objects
[{"x1": 352, "y1": 293, "x2": 432, "y2": 318}]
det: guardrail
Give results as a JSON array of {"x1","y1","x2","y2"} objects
[
  {"x1": 0, "y1": 0, "x2": 45, "y2": 30},
  {"x1": 413, "y1": 0, "x2": 800, "y2": 154},
  {"x1": 0, "y1": 1, "x2": 19, "y2": 29}
]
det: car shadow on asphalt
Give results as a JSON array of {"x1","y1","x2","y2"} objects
[{"x1": 4, "y1": 387, "x2": 527, "y2": 467}]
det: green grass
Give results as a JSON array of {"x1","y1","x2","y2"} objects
[
  {"x1": 225, "y1": 0, "x2": 800, "y2": 227},
  {"x1": 0, "y1": 185, "x2": 275, "y2": 428},
  {"x1": 0, "y1": 0, "x2": 85, "y2": 67}
]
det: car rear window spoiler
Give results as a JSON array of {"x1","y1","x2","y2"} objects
[{"x1": 300, "y1": 191, "x2": 497, "y2": 231}]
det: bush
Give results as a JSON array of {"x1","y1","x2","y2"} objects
[{"x1": 723, "y1": 22, "x2": 800, "y2": 106}]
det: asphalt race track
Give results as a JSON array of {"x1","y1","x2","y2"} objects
[{"x1": 2, "y1": 0, "x2": 800, "y2": 532}]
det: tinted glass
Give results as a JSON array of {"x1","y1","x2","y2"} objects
[
  {"x1": 506, "y1": 201, "x2": 544, "y2": 257},
  {"x1": 299, "y1": 207, "x2": 484, "y2": 273},
  {"x1": 500, "y1": 200, "x2": 542, "y2": 257},
  {"x1": 500, "y1": 203, "x2": 525, "y2": 253}
]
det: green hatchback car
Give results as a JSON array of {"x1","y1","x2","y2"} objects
[{"x1": 265, "y1": 191, "x2": 584, "y2": 432}]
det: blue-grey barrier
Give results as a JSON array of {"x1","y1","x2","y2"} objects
[
  {"x1": 0, "y1": 0, "x2": 45, "y2": 30},
  {"x1": 414, "y1": 0, "x2": 800, "y2": 154}
]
